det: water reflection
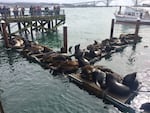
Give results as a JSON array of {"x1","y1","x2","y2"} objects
[{"x1": 36, "y1": 32, "x2": 63, "y2": 50}]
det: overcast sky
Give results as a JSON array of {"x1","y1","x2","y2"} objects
[
  {"x1": 1, "y1": 0, "x2": 88, "y2": 3},
  {"x1": 0, "y1": 0, "x2": 150, "y2": 4}
]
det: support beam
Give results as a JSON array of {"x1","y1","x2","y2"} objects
[
  {"x1": 7, "y1": 23, "x2": 11, "y2": 39},
  {"x1": 18, "y1": 22, "x2": 22, "y2": 35},
  {"x1": 1, "y1": 21, "x2": 9, "y2": 48},
  {"x1": 48, "y1": 21, "x2": 51, "y2": 30},
  {"x1": 30, "y1": 21, "x2": 34, "y2": 41}
]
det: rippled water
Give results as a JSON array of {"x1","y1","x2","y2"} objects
[{"x1": 0, "y1": 7, "x2": 150, "y2": 113}]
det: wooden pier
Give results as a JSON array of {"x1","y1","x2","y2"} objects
[{"x1": 0, "y1": 10, "x2": 65, "y2": 38}]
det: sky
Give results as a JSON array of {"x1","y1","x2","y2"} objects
[{"x1": 0, "y1": 0, "x2": 150, "y2": 5}]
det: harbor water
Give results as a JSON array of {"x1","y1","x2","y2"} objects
[{"x1": 0, "y1": 7, "x2": 150, "y2": 113}]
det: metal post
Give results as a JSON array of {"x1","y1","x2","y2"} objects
[
  {"x1": 62, "y1": 26, "x2": 67, "y2": 53},
  {"x1": 1, "y1": 20, "x2": 9, "y2": 48},
  {"x1": 110, "y1": 19, "x2": 114, "y2": 39}
]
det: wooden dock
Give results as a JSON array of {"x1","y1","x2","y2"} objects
[{"x1": 0, "y1": 10, "x2": 65, "y2": 38}]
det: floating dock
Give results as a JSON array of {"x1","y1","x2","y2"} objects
[{"x1": 68, "y1": 74, "x2": 137, "y2": 113}]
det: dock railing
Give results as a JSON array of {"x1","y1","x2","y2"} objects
[{"x1": 0, "y1": 8, "x2": 65, "y2": 20}]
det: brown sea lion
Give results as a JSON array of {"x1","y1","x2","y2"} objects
[
  {"x1": 55, "y1": 60, "x2": 79, "y2": 74},
  {"x1": 81, "y1": 65, "x2": 94, "y2": 80},
  {"x1": 9, "y1": 37, "x2": 24, "y2": 48}
]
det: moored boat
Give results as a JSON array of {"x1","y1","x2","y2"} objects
[{"x1": 114, "y1": 6, "x2": 150, "y2": 24}]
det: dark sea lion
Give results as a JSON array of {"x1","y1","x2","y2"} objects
[
  {"x1": 122, "y1": 72, "x2": 139, "y2": 91},
  {"x1": 92, "y1": 69, "x2": 106, "y2": 89},
  {"x1": 123, "y1": 72, "x2": 137, "y2": 82},
  {"x1": 77, "y1": 57, "x2": 90, "y2": 67},
  {"x1": 106, "y1": 74, "x2": 130, "y2": 96},
  {"x1": 140, "y1": 102, "x2": 150, "y2": 112},
  {"x1": 89, "y1": 48, "x2": 101, "y2": 58},
  {"x1": 69, "y1": 46, "x2": 72, "y2": 53},
  {"x1": 74, "y1": 44, "x2": 83, "y2": 59},
  {"x1": 87, "y1": 40, "x2": 101, "y2": 51}
]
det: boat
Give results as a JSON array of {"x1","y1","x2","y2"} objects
[{"x1": 114, "y1": 6, "x2": 150, "y2": 24}]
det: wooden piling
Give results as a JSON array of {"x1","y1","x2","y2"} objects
[
  {"x1": 62, "y1": 26, "x2": 68, "y2": 53},
  {"x1": 30, "y1": 22, "x2": 34, "y2": 41},
  {"x1": 48, "y1": 21, "x2": 51, "y2": 30},
  {"x1": 41, "y1": 21, "x2": 44, "y2": 33},
  {"x1": 7, "y1": 23, "x2": 11, "y2": 38},
  {"x1": 55, "y1": 19, "x2": 58, "y2": 31},
  {"x1": 135, "y1": 19, "x2": 140, "y2": 37},
  {"x1": 18, "y1": 22, "x2": 22, "y2": 34},
  {"x1": 23, "y1": 22, "x2": 28, "y2": 39},
  {"x1": 110, "y1": 19, "x2": 114, "y2": 39},
  {"x1": 1, "y1": 21, "x2": 9, "y2": 48},
  {"x1": 52, "y1": 21, "x2": 54, "y2": 30},
  {"x1": 35, "y1": 21, "x2": 38, "y2": 32}
]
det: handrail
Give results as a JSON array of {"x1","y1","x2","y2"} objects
[{"x1": 0, "y1": 9, "x2": 65, "y2": 20}]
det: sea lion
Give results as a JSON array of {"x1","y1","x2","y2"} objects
[
  {"x1": 52, "y1": 60, "x2": 79, "y2": 74},
  {"x1": 9, "y1": 37, "x2": 24, "y2": 47},
  {"x1": 81, "y1": 65, "x2": 95, "y2": 80},
  {"x1": 87, "y1": 40, "x2": 101, "y2": 51},
  {"x1": 106, "y1": 73, "x2": 130, "y2": 96},
  {"x1": 92, "y1": 69, "x2": 106, "y2": 89},
  {"x1": 89, "y1": 48, "x2": 101, "y2": 58},
  {"x1": 77, "y1": 56, "x2": 90, "y2": 67},
  {"x1": 122, "y1": 72, "x2": 139, "y2": 91},
  {"x1": 74, "y1": 44, "x2": 83, "y2": 59},
  {"x1": 84, "y1": 48, "x2": 101, "y2": 60},
  {"x1": 140, "y1": 102, "x2": 150, "y2": 112}
]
